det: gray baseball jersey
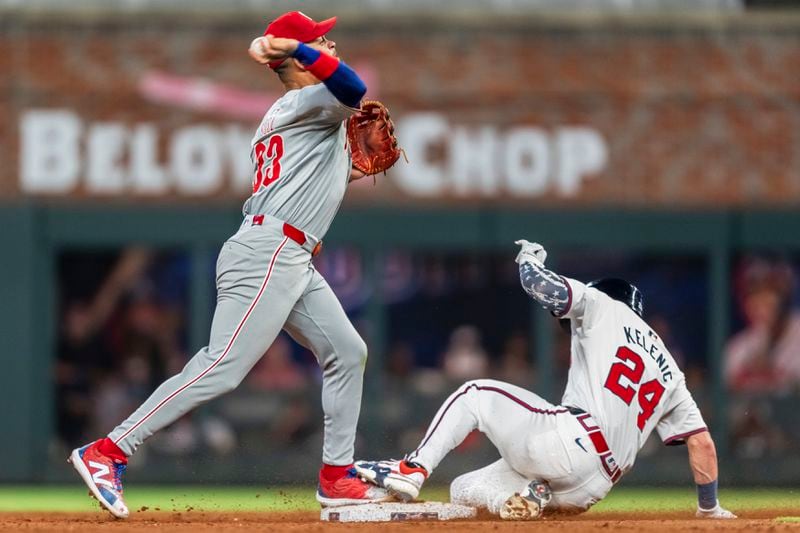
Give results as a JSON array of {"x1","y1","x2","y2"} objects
[
  {"x1": 244, "y1": 83, "x2": 356, "y2": 239},
  {"x1": 108, "y1": 82, "x2": 366, "y2": 468}
]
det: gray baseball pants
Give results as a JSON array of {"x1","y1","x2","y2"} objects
[{"x1": 108, "y1": 216, "x2": 367, "y2": 466}]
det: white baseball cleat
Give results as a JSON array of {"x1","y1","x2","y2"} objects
[
  {"x1": 696, "y1": 501, "x2": 737, "y2": 519},
  {"x1": 354, "y1": 459, "x2": 429, "y2": 502},
  {"x1": 499, "y1": 479, "x2": 552, "y2": 521}
]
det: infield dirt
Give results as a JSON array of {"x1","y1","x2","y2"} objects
[{"x1": 1, "y1": 509, "x2": 798, "y2": 532}]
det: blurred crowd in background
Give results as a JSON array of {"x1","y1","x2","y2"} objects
[{"x1": 54, "y1": 247, "x2": 800, "y2": 464}]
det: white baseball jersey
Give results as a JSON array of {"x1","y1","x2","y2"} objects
[
  {"x1": 559, "y1": 278, "x2": 707, "y2": 473},
  {"x1": 243, "y1": 83, "x2": 357, "y2": 239}
]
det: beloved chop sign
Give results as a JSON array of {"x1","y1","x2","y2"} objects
[{"x1": 19, "y1": 109, "x2": 608, "y2": 201}]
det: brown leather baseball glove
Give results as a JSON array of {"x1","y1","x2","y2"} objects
[{"x1": 347, "y1": 100, "x2": 404, "y2": 176}]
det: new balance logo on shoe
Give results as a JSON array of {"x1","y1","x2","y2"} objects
[{"x1": 89, "y1": 460, "x2": 113, "y2": 488}]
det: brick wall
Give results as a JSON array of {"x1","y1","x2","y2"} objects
[{"x1": 1, "y1": 13, "x2": 798, "y2": 206}]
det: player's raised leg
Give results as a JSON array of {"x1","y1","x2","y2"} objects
[
  {"x1": 70, "y1": 234, "x2": 309, "y2": 518},
  {"x1": 357, "y1": 379, "x2": 569, "y2": 502},
  {"x1": 283, "y1": 270, "x2": 389, "y2": 506}
]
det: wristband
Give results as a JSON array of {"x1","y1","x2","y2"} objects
[{"x1": 292, "y1": 42, "x2": 340, "y2": 81}]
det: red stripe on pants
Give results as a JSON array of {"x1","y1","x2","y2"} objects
[{"x1": 113, "y1": 237, "x2": 290, "y2": 445}]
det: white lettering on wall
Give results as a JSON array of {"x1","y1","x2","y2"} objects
[
  {"x1": 18, "y1": 109, "x2": 251, "y2": 196},
  {"x1": 449, "y1": 126, "x2": 498, "y2": 196},
  {"x1": 18, "y1": 109, "x2": 607, "y2": 199},
  {"x1": 394, "y1": 113, "x2": 447, "y2": 197},
  {"x1": 171, "y1": 126, "x2": 222, "y2": 195},
  {"x1": 555, "y1": 127, "x2": 608, "y2": 196},
  {"x1": 504, "y1": 127, "x2": 549, "y2": 195},
  {"x1": 130, "y1": 124, "x2": 168, "y2": 193},
  {"x1": 86, "y1": 123, "x2": 127, "y2": 193},
  {"x1": 21, "y1": 110, "x2": 82, "y2": 193},
  {"x1": 395, "y1": 113, "x2": 608, "y2": 198}
]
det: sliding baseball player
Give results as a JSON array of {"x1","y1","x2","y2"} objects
[{"x1": 357, "y1": 240, "x2": 735, "y2": 520}]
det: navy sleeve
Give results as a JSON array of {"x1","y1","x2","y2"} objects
[{"x1": 293, "y1": 43, "x2": 366, "y2": 108}]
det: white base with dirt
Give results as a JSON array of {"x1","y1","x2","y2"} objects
[{"x1": 320, "y1": 502, "x2": 477, "y2": 522}]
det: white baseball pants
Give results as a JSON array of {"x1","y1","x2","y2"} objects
[{"x1": 408, "y1": 379, "x2": 614, "y2": 513}]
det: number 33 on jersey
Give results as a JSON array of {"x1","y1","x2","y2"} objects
[
  {"x1": 252, "y1": 135, "x2": 284, "y2": 193},
  {"x1": 243, "y1": 83, "x2": 355, "y2": 240},
  {"x1": 559, "y1": 278, "x2": 707, "y2": 474}
]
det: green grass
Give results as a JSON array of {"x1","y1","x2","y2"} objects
[
  {"x1": 0, "y1": 486, "x2": 796, "y2": 514},
  {"x1": 588, "y1": 488, "x2": 800, "y2": 513},
  {"x1": 0, "y1": 486, "x2": 316, "y2": 513}
]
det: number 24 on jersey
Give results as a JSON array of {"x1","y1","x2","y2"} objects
[{"x1": 604, "y1": 347, "x2": 665, "y2": 431}]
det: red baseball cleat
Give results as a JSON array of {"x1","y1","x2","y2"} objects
[
  {"x1": 316, "y1": 465, "x2": 392, "y2": 507},
  {"x1": 68, "y1": 440, "x2": 129, "y2": 518}
]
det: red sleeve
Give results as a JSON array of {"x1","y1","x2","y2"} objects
[{"x1": 306, "y1": 52, "x2": 340, "y2": 81}]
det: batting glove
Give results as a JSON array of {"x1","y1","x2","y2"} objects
[
  {"x1": 696, "y1": 502, "x2": 737, "y2": 519},
  {"x1": 514, "y1": 240, "x2": 548, "y2": 266}
]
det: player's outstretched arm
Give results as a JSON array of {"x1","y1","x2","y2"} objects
[
  {"x1": 514, "y1": 240, "x2": 571, "y2": 316},
  {"x1": 687, "y1": 432, "x2": 736, "y2": 519},
  {"x1": 292, "y1": 43, "x2": 366, "y2": 107},
  {"x1": 250, "y1": 35, "x2": 366, "y2": 108}
]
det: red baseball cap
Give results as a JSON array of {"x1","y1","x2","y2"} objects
[{"x1": 264, "y1": 11, "x2": 336, "y2": 69}]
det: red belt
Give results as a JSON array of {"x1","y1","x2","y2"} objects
[
  {"x1": 574, "y1": 412, "x2": 622, "y2": 483},
  {"x1": 251, "y1": 215, "x2": 322, "y2": 257}
]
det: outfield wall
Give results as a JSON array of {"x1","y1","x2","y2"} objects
[{"x1": 1, "y1": 205, "x2": 798, "y2": 485}]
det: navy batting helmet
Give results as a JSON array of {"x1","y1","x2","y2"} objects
[{"x1": 587, "y1": 278, "x2": 643, "y2": 317}]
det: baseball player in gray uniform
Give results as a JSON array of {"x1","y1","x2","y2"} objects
[
  {"x1": 356, "y1": 240, "x2": 736, "y2": 521},
  {"x1": 69, "y1": 11, "x2": 389, "y2": 518}
]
